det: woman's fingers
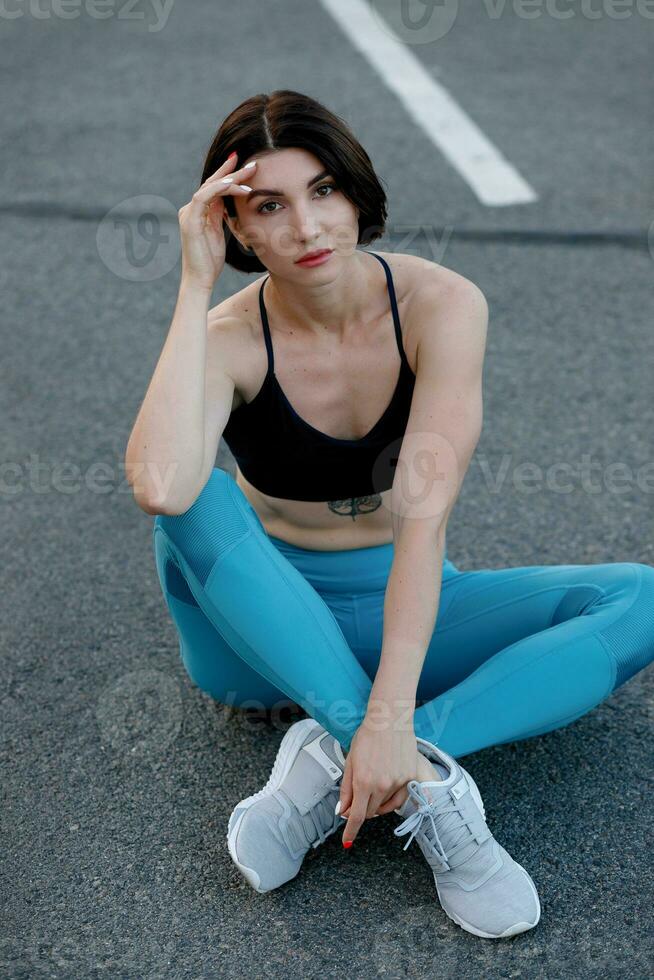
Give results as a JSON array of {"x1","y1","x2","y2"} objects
[
  {"x1": 205, "y1": 161, "x2": 258, "y2": 190},
  {"x1": 205, "y1": 157, "x2": 255, "y2": 182},
  {"x1": 341, "y1": 787, "x2": 370, "y2": 846},
  {"x1": 179, "y1": 158, "x2": 256, "y2": 228},
  {"x1": 183, "y1": 158, "x2": 257, "y2": 222},
  {"x1": 376, "y1": 786, "x2": 410, "y2": 815},
  {"x1": 204, "y1": 154, "x2": 238, "y2": 181},
  {"x1": 365, "y1": 793, "x2": 386, "y2": 820},
  {"x1": 337, "y1": 752, "x2": 354, "y2": 816},
  {"x1": 341, "y1": 782, "x2": 408, "y2": 821},
  {"x1": 340, "y1": 805, "x2": 380, "y2": 819},
  {"x1": 202, "y1": 154, "x2": 239, "y2": 183},
  {"x1": 193, "y1": 169, "x2": 255, "y2": 203}
]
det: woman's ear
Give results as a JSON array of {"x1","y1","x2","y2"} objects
[
  {"x1": 223, "y1": 211, "x2": 248, "y2": 252},
  {"x1": 223, "y1": 210, "x2": 238, "y2": 239}
]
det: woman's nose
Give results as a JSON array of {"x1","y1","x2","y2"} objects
[{"x1": 290, "y1": 206, "x2": 321, "y2": 240}]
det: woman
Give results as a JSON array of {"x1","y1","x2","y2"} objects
[{"x1": 125, "y1": 90, "x2": 654, "y2": 939}]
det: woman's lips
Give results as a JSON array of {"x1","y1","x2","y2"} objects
[{"x1": 295, "y1": 249, "x2": 333, "y2": 267}]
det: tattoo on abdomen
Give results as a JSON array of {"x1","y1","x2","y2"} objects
[{"x1": 327, "y1": 495, "x2": 382, "y2": 520}]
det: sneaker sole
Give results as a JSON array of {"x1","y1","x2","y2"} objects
[{"x1": 226, "y1": 717, "x2": 329, "y2": 893}]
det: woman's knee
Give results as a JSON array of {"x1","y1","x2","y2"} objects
[
  {"x1": 153, "y1": 467, "x2": 265, "y2": 585},
  {"x1": 627, "y1": 563, "x2": 654, "y2": 632},
  {"x1": 600, "y1": 562, "x2": 654, "y2": 688},
  {"x1": 631, "y1": 561, "x2": 654, "y2": 596},
  {"x1": 606, "y1": 561, "x2": 654, "y2": 602},
  {"x1": 581, "y1": 560, "x2": 653, "y2": 598}
]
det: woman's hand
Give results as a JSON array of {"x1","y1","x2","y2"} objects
[
  {"x1": 337, "y1": 716, "x2": 419, "y2": 846},
  {"x1": 178, "y1": 153, "x2": 257, "y2": 292}
]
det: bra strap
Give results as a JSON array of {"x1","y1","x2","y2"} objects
[
  {"x1": 259, "y1": 258, "x2": 409, "y2": 375},
  {"x1": 368, "y1": 252, "x2": 411, "y2": 370},
  {"x1": 258, "y1": 276, "x2": 275, "y2": 374}
]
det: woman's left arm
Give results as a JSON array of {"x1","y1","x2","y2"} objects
[{"x1": 339, "y1": 275, "x2": 489, "y2": 843}]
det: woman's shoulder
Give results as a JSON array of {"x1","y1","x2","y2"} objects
[
  {"x1": 206, "y1": 276, "x2": 270, "y2": 411},
  {"x1": 208, "y1": 274, "x2": 268, "y2": 338},
  {"x1": 374, "y1": 250, "x2": 484, "y2": 357},
  {"x1": 374, "y1": 249, "x2": 481, "y2": 304}
]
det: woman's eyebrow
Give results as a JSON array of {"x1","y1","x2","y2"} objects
[{"x1": 246, "y1": 169, "x2": 331, "y2": 201}]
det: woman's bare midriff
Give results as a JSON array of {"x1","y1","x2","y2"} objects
[{"x1": 234, "y1": 465, "x2": 396, "y2": 551}]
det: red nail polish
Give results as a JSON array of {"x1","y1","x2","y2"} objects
[
  {"x1": 343, "y1": 840, "x2": 353, "y2": 849},
  {"x1": 228, "y1": 152, "x2": 237, "y2": 159}
]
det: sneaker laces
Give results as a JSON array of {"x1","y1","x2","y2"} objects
[
  {"x1": 394, "y1": 780, "x2": 478, "y2": 872},
  {"x1": 296, "y1": 784, "x2": 342, "y2": 850}
]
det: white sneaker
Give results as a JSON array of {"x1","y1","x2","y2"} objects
[
  {"x1": 226, "y1": 718, "x2": 345, "y2": 893},
  {"x1": 393, "y1": 736, "x2": 541, "y2": 939}
]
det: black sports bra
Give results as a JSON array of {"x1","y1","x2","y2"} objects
[{"x1": 220, "y1": 251, "x2": 416, "y2": 502}]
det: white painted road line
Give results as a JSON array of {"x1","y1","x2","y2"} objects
[{"x1": 319, "y1": 0, "x2": 538, "y2": 207}]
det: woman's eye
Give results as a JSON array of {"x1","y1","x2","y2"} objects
[{"x1": 257, "y1": 183, "x2": 335, "y2": 214}]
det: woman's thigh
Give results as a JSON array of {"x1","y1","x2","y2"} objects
[{"x1": 351, "y1": 559, "x2": 654, "y2": 701}]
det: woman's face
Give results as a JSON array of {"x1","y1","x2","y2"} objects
[{"x1": 226, "y1": 146, "x2": 360, "y2": 276}]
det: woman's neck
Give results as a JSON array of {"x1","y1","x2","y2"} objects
[{"x1": 265, "y1": 250, "x2": 373, "y2": 341}]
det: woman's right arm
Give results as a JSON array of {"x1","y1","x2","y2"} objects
[
  {"x1": 125, "y1": 279, "x2": 221, "y2": 514},
  {"x1": 124, "y1": 151, "x2": 257, "y2": 514}
]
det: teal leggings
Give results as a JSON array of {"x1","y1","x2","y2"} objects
[{"x1": 152, "y1": 467, "x2": 654, "y2": 758}]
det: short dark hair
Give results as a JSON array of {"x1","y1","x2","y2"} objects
[{"x1": 199, "y1": 89, "x2": 388, "y2": 273}]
